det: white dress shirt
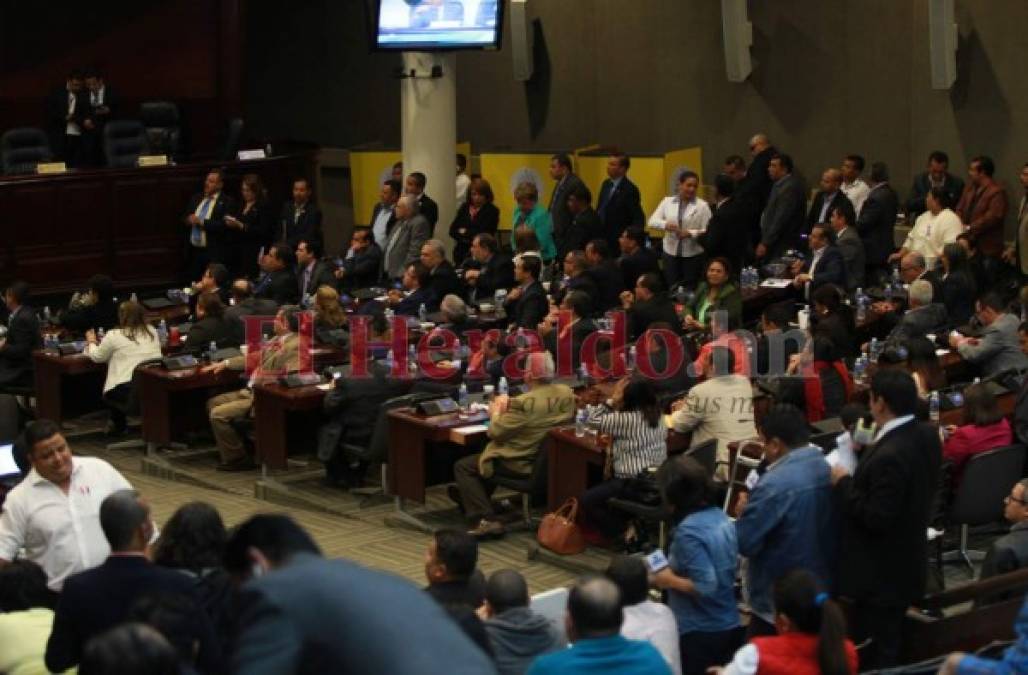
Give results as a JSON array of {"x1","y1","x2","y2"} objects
[
  {"x1": 902, "y1": 208, "x2": 963, "y2": 268},
  {"x1": 874, "y1": 414, "x2": 915, "y2": 442},
  {"x1": 622, "y1": 601, "x2": 683, "y2": 675},
  {"x1": 65, "y1": 91, "x2": 81, "y2": 136},
  {"x1": 371, "y1": 204, "x2": 393, "y2": 247},
  {"x1": 455, "y1": 173, "x2": 471, "y2": 206},
  {"x1": 841, "y1": 178, "x2": 870, "y2": 216},
  {"x1": 0, "y1": 457, "x2": 132, "y2": 590},
  {"x1": 85, "y1": 326, "x2": 162, "y2": 392},
  {"x1": 648, "y1": 196, "x2": 712, "y2": 258}
]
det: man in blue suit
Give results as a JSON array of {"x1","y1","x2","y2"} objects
[
  {"x1": 596, "y1": 153, "x2": 644, "y2": 253},
  {"x1": 792, "y1": 223, "x2": 847, "y2": 300}
]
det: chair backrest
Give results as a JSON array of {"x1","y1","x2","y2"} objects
[
  {"x1": 685, "y1": 438, "x2": 718, "y2": 476},
  {"x1": 950, "y1": 444, "x2": 1026, "y2": 526},
  {"x1": 220, "y1": 118, "x2": 245, "y2": 161},
  {"x1": 528, "y1": 443, "x2": 549, "y2": 501},
  {"x1": 1, "y1": 127, "x2": 52, "y2": 175},
  {"x1": 103, "y1": 120, "x2": 149, "y2": 168},
  {"x1": 140, "y1": 101, "x2": 181, "y2": 157},
  {"x1": 361, "y1": 392, "x2": 438, "y2": 463}
]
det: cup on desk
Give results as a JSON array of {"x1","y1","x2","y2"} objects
[
  {"x1": 542, "y1": 281, "x2": 551, "y2": 292},
  {"x1": 240, "y1": 344, "x2": 249, "y2": 356},
  {"x1": 797, "y1": 308, "x2": 810, "y2": 331},
  {"x1": 483, "y1": 384, "x2": 495, "y2": 400}
]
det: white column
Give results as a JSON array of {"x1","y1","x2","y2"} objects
[{"x1": 400, "y1": 52, "x2": 457, "y2": 253}]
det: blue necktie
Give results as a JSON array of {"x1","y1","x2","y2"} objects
[{"x1": 191, "y1": 198, "x2": 213, "y2": 247}]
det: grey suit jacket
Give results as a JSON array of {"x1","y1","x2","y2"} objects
[
  {"x1": 886, "y1": 303, "x2": 948, "y2": 345},
  {"x1": 760, "y1": 174, "x2": 805, "y2": 260},
  {"x1": 382, "y1": 214, "x2": 431, "y2": 280},
  {"x1": 836, "y1": 227, "x2": 866, "y2": 290},
  {"x1": 957, "y1": 313, "x2": 1028, "y2": 377}
]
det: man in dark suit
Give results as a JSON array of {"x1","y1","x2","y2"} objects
[
  {"x1": 45, "y1": 490, "x2": 222, "y2": 674},
  {"x1": 336, "y1": 228, "x2": 383, "y2": 293},
  {"x1": 47, "y1": 71, "x2": 88, "y2": 167},
  {"x1": 740, "y1": 134, "x2": 776, "y2": 247},
  {"x1": 906, "y1": 151, "x2": 965, "y2": 223},
  {"x1": 619, "y1": 273, "x2": 681, "y2": 340},
  {"x1": 980, "y1": 478, "x2": 1028, "y2": 582},
  {"x1": 0, "y1": 282, "x2": 41, "y2": 388},
  {"x1": 548, "y1": 153, "x2": 586, "y2": 253},
  {"x1": 806, "y1": 168, "x2": 855, "y2": 233},
  {"x1": 832, "y1": 369, "x2": 941, "y2": 668},
  {"x1": 80, "y1": 69, "x2": 116, "y2": 167},
  {"x1": 254, "y1": 243, "x2": 300, "y2": 306},
  {"x1": 462, "y1": 233, "x2": 514, "y2": 302},
  {"x1": 185, "y1": 292, "x2": 233, "y2": 349},
  {"x1": 541, "y1": 290, "x2": 597, "y2": 373},
  {"x1": 295, "y1": 239, "x2": 336, "y2": 302},
  {"x1": 792, "y1": 224, "x2": 847, "y2": 299},
  {"x1": 701, "y1": 173, "x2": 752, "y2": 275},
  {"x1": 279, "y1": 178, "x2": 323, "y2": 250},
  {"x1": 757, "y1": 153, "x2": 806, "y2": 262},
  {"x1": 420, "y1": 240, "x2": 462, "y2": 306},
  {"x1": 503, "y1": 255, "x2": 548, "y2": 331},
  {"x1": 583, "y1": 239, "x2": 625, "y2": 313},
  {"x1": 561, "y1": 184, "x2": 603, "y2": 258},
  {"x1": 551, "y1": 251, "x2": 599, "y2": 310},
  {"x1": 368, "y1": 179, "x2": 401, "y2": 249},
  {"x1": 897, "y1": 252, "x2": 943, "y2": 304},
  {"x1": 596, "y1": 153, "x2": 645, "y2": 252},
  {"x1": 856, "y1": 162, "x2": 900, "y2": 285},
  {"x1": 829, "y1": 205, "x2": 866, "y2": 291},
  {"x1": 224, "y1": 280, "x2": 279, "y2": 346},
  {"x1": 389, "y1": 262, "x2": 436, "y2": 317},
  {"x1": 882, "y1": 279, "x2": 948, "y2": 345},
  {"x1": 406, "y1": 172, "x2": 439, "y2": 228},
  {"x1": 183, "y1": 168, "x2": 236, "y2": 283},
  {"x1": 955, "y1": 155, "x2": 1009, "y2": 259},
  {"x1": 617, "y1": 227, "x2": 659, "y2": 291}
]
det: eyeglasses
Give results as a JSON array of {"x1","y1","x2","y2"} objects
[{"x1": 1005, "y1": 494, "x2": 1028, "y2": 505}]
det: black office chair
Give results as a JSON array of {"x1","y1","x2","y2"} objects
[
  {"x1": 106, "y1": 358, "x2": 165, "y2": 451},
  {"x1": 488, "y1": 448, "x2": 549, "y2": 528},
  {"x1": 220, "y1": 118, "x2": 245, "y2": 161},
  {"x1": 140, "y1": 101, "x2": 182, "y2": 159},
  {"x1": 684, "y1": 438, "x2": 718, "y2": 476},
  {"x1": 103, "y1": 120, "x2": 149, "y2": 168},
  {"x1": 608, "y1": 489, "x2": 672, "y2": 550},
  {"x1": 1, "y1": 127, "x2": 53, "y2": 175}
]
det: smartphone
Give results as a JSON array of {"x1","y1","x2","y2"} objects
[{"x1": 644, "y1": 550, "x2": 669, "y2": 574}]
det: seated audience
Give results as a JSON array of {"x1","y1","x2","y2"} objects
[
  {"x1": 810, "y1": 284, "x2": 856, "y2": 359},
  {"x1": 651, "y1": 456, "x2": 741, "y2": 675},
  {"x1": 670, "y1": 347, "x2": 757, "y2": 479},
  {"x1": 279, "y1": 177, "x2": 323, "y2": 250},
  {"x1": 44, "y1": 490, "x2": 221, "y2": 674},
  {"x1": 84, "y1": 300, "x2": 162, "y2": 435},
  {"x1": 0, "y1": 282, "x2": 42, "y2": 388},
  {"x1": 619, "y1": 273, "x2": 680, "y2": 340},
  {"x1": 906, "y1": 336, "x2": 947, "y2": 398},
  {"x1": 295, "y1": 239, "x2": 335, "y2": 303},
  {"x1": 480, "y1": 569, "x2": 561, "y2": 675},
  {"x1": 423, "y1": 529, "x2": 485, "y2": 609},
  {"x1": 717, "y1": 569, "x2": 858, "y2": 675},
  {"x1": 528, "y1": 575, "x2": 670, "y2": 675},
  {"x1": 421, "y1": 239, "x2": 463, "y2": 306},
  {"x1": 1017, "y1": 321, "x2": 1028, "y2": 446},
  {"x1": 550, "y1": 251, "x2": 598, "y2": 309},
  {"x1": 79, "y1": 623, "x2": 182, "y2": 675},
  {"x1": 223, "y1": 279, "x2": 278, "y2": 346},
  {"x1": 512, "y1": 182, "x2": 557, "y2": 264},
  {"x1": 943, "y1": 382, "x2": 1013, "y2": 487},
  {"x1": 335, "y1": 228, "x2": 383, "y2": 292},
  {"x1": 791, "y1": 224, "x2": 847, "y2": 299},
  {"x1": 387, "y1": 262, "x2": 436, "y2": 317},
  {"x1": 980, "y1": 478, "x2": 1028, "y2": 581},
  {"x1": 540, "y1": 290, "x2": 596, "y2": 372},
  {"x1": 755, "y1": 303, "x2": 802, "y2": 377},
  {"x1": 60, "y1": 274, "x2": 118, "y2": 333},
  {"x1": 453, "y1": 352, "x2": 574, "y2": 539},
  {"x1": 940, "y1": 241, "x2": 978, "y2": 326},
  {"x1": 0, "y1": 420, "x2": 133, "y2": 590},
  {"x1": 890, "y1": 185, "x2": 962, "y2": 270},
  {"x1": 203, "y1": 306, "x2": 302, "y2": 471},
  {"x1": 225, "y1": 514, "x2": 494, "y2": 674},
  {"x1": 504, "y1": 255, "x2": 548, "y2": 331},
  {"x1": 683, "y1": 257, "x2": 742, "y2": 333},
  {"x1": 253, "y1": 242, "x2": 300, "y2": 306},
  {"x1": 617, "y1": 227, "x2": 659, "y2": 291},
  {"x1": 736, "y1": 404, "x2": 837, "y2": 637},
  {"x1": 312, "y1": 285, "x2": 347, "y2": 346},
  {"x1": 463, "y1": 233, "x2": 514, "y2": 302},
  {"x1": 0, "y1": 560, "x2": 57, "y2": 675},
  {"x1": 828, "y1": 204, "x2": 865, "y2": 291},
  {"x1": 191, "y1": 262, "x2": 231, "y2": 306},
  {"x1": 786, "y1": 337, "x2": 852, "y2": 422},
  {"x1": 383, "y1": 195, "x2": 432, "y2": 281},
  {"x1": 606, "y1": 555, "x2": 682, "y2": 675},
  {"x1": 584, "y1": 239, "x2": 627, "y2": 313},
  {"x1": 449, "y1": 177, "x2": 499, "y2": 264},
  {"x1": 639, "y1": 322, "x2": 693, "y2": 400},
  {"x1": 579, "y1": 379, "x2": 668, "y2": 548},
  {"x1": 896, "y1": 250, "x2": 943, "y2": 301},
  {"x1": 882, "y1": 279, "x2": 947, "y2": 345},
  {"x1": 950, "y1": 292, "x2": 1028, "y2": 377},
  {"x1": 185, "y1": 292, "x2": 232, "y2": 350},
  {"x1": 939, "y1": 595, "x2": 1028, "y2": 674}
]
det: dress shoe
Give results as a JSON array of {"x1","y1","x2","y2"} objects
[
  {"x1": 216, "y1": 458, "x2": 255, "y2": 472},
  {"x1": 447, "y1": 485, "x2": 466, "y2": 514},
  {"x1": 467, "y1": 519, "x2": 505, "y2": 540}
]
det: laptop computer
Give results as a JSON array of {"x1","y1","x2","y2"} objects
[{"x1": 0, "y1": 443, "x2": 23, "y2": 487}]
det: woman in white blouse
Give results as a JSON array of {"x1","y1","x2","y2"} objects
[
  {"x1": 889, "y1": 186, "x2": 963, "y2": 270},
  {"x1": 85, "y1": 300, "x2": 162, "y2": 435},
  {"x1": 648, "y1": 170, "x2": 712, "y2": 290}
]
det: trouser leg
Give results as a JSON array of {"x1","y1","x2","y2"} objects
[
  {"x1": 207, "y1": 390, "x2": 252, "y2": 462},
  {"x1": 453, "y1": 453, "x2": 498, "y2": 522}
]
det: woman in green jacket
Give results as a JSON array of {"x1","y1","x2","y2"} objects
[
  {"x1": 511, "y1": 181, "x2": 557, "y2": 263},
  {"x1": 682, "y1": 257, "x2": 742, "y2": 332}
]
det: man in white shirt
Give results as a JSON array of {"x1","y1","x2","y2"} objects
[
  {"x1": 889, "y1": 186, "x2": 963, "y2": 269},
  {"x1": 369, "y1": 179, "x2": 401, "y2": 248},
  {"x1": 455, "y1": 153, "x2": 471, "y2": 207},
  {"x1": 841, "y1": 154, "x2": 871, "y2": 216},
  {"x1": 606, "y1": 556, "x2": 682, "y2": 675},
  {"x1": 0, "y1": 420, "x2": 133, "y2": 591}
]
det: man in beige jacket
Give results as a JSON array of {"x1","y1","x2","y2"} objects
[{"x1": 453, "y1": 351, "x2": 575, "y2": 539}]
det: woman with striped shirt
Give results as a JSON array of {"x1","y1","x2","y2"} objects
[{"x1": 580, "y1": 378, "x2": 669, "y2": 550}]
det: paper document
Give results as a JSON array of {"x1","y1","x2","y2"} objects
[
  {"x1": 760, "y1": 278, "x2": 792, "y2": 288},
  {"x1": 825, "y1": 432, "x2": 857, "y2": 474}
]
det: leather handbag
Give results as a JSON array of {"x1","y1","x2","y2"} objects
[{"x1": 537, "y1": 498, "x2": 586, "y2": 555}]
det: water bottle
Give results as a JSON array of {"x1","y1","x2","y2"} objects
[
  {"x1": 929, "y1": 391, "x2": 941, "y2": 424},
  {"x1": 627, "y1": 345, "x2": 637, "y2": 370},
  {"x1": 853, "y1": 357, "x2": 866, "y2": 384},
  {"x1": 42, "y1": 306, "x2": 51, "y2": 324},
  {"x1": 458, "y1": 382, "x2": 469, "y2": 409},
  {"x1": 494, "y1": 288, "x2": 507, "y2": 307},
  {"x1": 869, "y1": 337, "x2": 880, "y2": 362},
  {"x1": 157, "y1": 319, "x2": 169, "y2": 347},
  {"x1": 97, "y1": 327, "x2": 105, "y2": 341},
  {"x1": 575, "y1": 408, "x2": 587, "y2": 438},
  {"x1": 209, "y1": 341, "x2": 218, "y2": 360},
  {"x1": 579, "y1": 362, "x2": 590, "y2": 384},
  {"x1": 418, "y1": 303, "x2": 427, "y2": 321},
  {"x1": 407, "y1": 344, "x2": 419, "y2": 377},
  {"x1": 384, "y1": 307, "x2": 394, "y2": 321},
  {"x1": 385, "y1": 348, "x2": 395, "y2": 372},
  {"x1": 498, "y1": 376, "x2": 509, "y2": 396}
]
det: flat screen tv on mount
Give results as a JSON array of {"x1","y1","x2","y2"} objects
[{"x1": 373, "y1": 0, "x2": 504, "y2": 51}]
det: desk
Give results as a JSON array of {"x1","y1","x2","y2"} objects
[
  {"x1": 32, "y1": 350, "x2": 105, "y2": 422},
  {"x1": 137, "y1": 366, "x2": 241, "y2": 449},
  {"x1": 741, "y1": 286, "x2": 790, "y2": 321},
  {"x1": 252, "y1": 383, "x2": 325, "y2": 470}
]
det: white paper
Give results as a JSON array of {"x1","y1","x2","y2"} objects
[
  {"x1": 825, "y1": 432, "x2": 857, "y2": 474},
  {"x1": 453, "y1": 424, "x2": 489, "y2": 435},
  {"x1": 316, "y1": 383, "x2": 333, "y2": 391},
  {"x1": 744, "y1": 469, "x2": 760, "y2": 490},
  {"x1": 935, "y1": 349, "x2": 950, "y2": 357},
  {"x1": 760, "y1": 278, "x2": 792, "y2": 288}
]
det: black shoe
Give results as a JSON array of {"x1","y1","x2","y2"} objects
[
  {"x1": 447, "y1": 485, "x2": 466, "y2": 515},
  {"x1": 216, "y1": 458, "x2": 255, "y2": 472},
  {"x1": 104, "y1": 422, "x2": 127, "y2": 438}
]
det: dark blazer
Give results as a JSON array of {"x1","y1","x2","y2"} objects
[
  {"x1": 807, "y1": 191, "x2": 855, "y2": 232},
  {"x1": 45, "y1": 555, "x2": 222, "y2": 674},
  {"x1": 184, "y1": 192, "x2": 237, "y2": 266},
  {"x1": 449, "y1": 202, "x2": 499, "y2": 264},
  {"x1": 856, "y1": 183, "x2": 899, "y2": 267},
  {"x1": 627, "y1": 294, "x2": 681, "y2": 340},
  {"x1": 418, "y1": 193, "x2": 439, "y2": 227},
  {"x1": 885, "y1": 303, "x2": 948, "y2": 345},
  {"x1": 981, "y1": 523, "x2": 1028, "y2": 582},
  {"x1": 549, "y1": 173, "x2": 586, "y2": 247},
  {"x1": 941, "y1": 271, "x2": 977, "y2": 327},
  {"x1": 60, "y1": 299, "x2": 119, "y2": 334},
  {"x1": 84, "y1": 86, "x2": 116, "y2": 129},
  {"x1": 584, "y1": 260, "x2": 626, "y2": 312},
  {"x1": 955, "y1": 179, "x2": 1009, "y2": 257},
  {"x1": 543, "y1": 318, "x2": 597, "y2": 371},
  {"x1": 835, "y1": 227, "x2": 866, "y2": 291},
  {"x1": 298, "y1": 260, "x2": 337, "y2": 299},
  {"x1": 701, "y1": 196, "x2": 751, "y2": 275},
  {"x1": 596, "y1": 177, "x2": 644, "y2": 251},
  {"x1": 551, "y1": 273, "x2": 599, "y2": 312},
  {"x1": 742, "y1": 146, "x2": 776, "y2": 214},
  {"x1": 760, "y1": 174, "x2": 806, "y2": 260},
  {"x1": 1016, "y1": 376, "x2": 1028, "y2": 448},
  {"x1": 224, "y1": 296, "x2": 279, "y2": 346},
  {"x1": 394, "y1": 286, "x2": 436, "y2": 317},
  {"x1": 812, "y1": 309, "x2": 856, "y2": 359},
  {"x1": 618, "y1": 247, "x2": 660, "y2": 291},
  {"x1": 0, "y1": 306, "x2": 41, "y2": 387},
  {"x1": 254, "y1": 269, "x2": 300, "y2": 307},
  {"x1": 339, "y1": 244, "x2": 383, "y2": 292},
  {"x1": 236, "y1": 200, "x2": 275, "y2": 278},
  {"x1": 803, "y1": 245, "x2": 848, "y2": 296},
  {"x1": 560, "y1": 207, "x2": 603, "y2": 259},
  {"x1": 834, "y1": 418, "x2": 941, "y2": 606},
  {"x1": 279, "y1": 201, "x2": 324, "y2": 250},
  {"x1": 428, "y1": 261, "x2": 463, "y2": 307},
  {"x1": 46, "y1": 86, "x2": 88, "y2": 159},
  {"x1": 906, "y1": 171, "x2": 964, "y2": 222},
  {"x1": 469, "y1": 253, "x2": 515, "y2": 301},
  {"x1": 186, "y1": 316, "x2": 232, "y2": 350},
  {"x1": 505, "y1": 281, "x2": 549, "y2": 330},
  {"x1": 917, "y1": 269, "x2": 944, "y2": 305},
  {"x1": 321, "y1": 361, "x2": 414, "y2": 453}
]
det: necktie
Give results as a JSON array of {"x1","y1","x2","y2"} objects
[
  {"x1": 191, "y1": 198, "x2": 212, "y2": 247},
  {"x1": 255, "y1": 274, "x2": 271, "y2": 295}
]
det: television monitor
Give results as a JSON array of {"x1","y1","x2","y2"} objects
[{"x1": 374, "y1": 0, "x2": 503, "y2": 51}]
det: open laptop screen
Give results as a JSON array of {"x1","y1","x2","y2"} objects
[{"x1": 0, "y1": 443, "x2": 20, "y2": 479}]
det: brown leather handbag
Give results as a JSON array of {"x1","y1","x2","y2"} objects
[{"x1": 537, "y1": 498, "x2": 586, "y2": 555}]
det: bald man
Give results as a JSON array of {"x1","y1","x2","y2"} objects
[{"x1": 807, "y1": 167, "x2": 856, "y2": 234}]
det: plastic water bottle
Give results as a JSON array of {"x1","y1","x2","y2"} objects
[
  {"x1": 385, "y1": 349, "x2": 395, "y2": 372},
  {"x1": 42, "y1": 306, "x2": 51, "y2": 324},
  {"x1": 407, "y1": 344, "x2": 418, "y2": 377},
  {"x1": 869, "y1": 337, "x2": 880, "y2": 362},
  {"x1": 498, "y1": 376, "x2": 509, "y2": 396},
  {"x1": 458, "y1": 382, "x2": 469, "y2": 409},
  {"x1": 494, "y1": 288, "x2": 507, "y2": 307},
  {"x1": 209, "y1": 341, "x2": 217, "y2": 359},
  {"x1": 853, "y1": 357, "x2": 866, "y2": 384},
  {"x1": 418, "y1": 303, "x2": 427, "y2": 321},
  {"x1": 575, "y1": 409, "x2": 587, "y2": 437},
  {"x1": 627, "y1": 345, "x2": 637, "y2": 370},
  {"x1": 579, "y1": 362, "x2": 590, "y2": 384},
  {"x1": 97, "y1": 327, "x2": 105, "y2": 341},
  {"x1": 157, "y1": 319, "x2": 168, "y2": 347},
  {"x1": 929, "y1": 391, "x2": 941, "y2": 424},
  {"x1": 384, "y1": 307, "x2": 394, "y2": 321}
]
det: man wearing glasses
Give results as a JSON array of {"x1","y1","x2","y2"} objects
[{"x1": 980, "y1": 478, "x2": 1028, "y2": 580}]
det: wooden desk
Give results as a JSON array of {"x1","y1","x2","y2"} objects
[
  {"x1": 137, "y1": 366, "x2": 240, "y2": 448},
  {"x1": 741, "y1": 286, "x2": 791, "y2": 321},
  {"x1": 32, "y1": 350, "x2": 105, "y2": 422},
  {"x1": 252, "y1": 383, "x2": 326, "y2": 470}
]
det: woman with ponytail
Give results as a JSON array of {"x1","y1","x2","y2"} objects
[{"x1": 714, "y1": 569, "x2": 857, "y2": 675}]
